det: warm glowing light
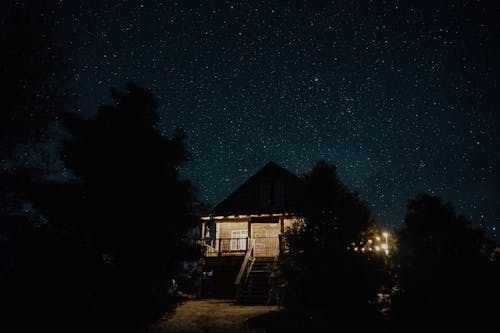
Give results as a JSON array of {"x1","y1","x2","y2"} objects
[
  {"x1": 201, "y1": 213, "x2": 293, "y2": 220},
  {"x1": 345, "y1": 229, "x2": 394, "y2": 256}
]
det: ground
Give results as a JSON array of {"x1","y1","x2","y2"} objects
[
  {"x1": 148, "y1": 299, "x2": 386, "y2": 333},
  {"x1": 148, "y1": 299, "x2": 276, "y2": 333}
]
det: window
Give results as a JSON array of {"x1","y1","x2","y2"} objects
[{"x1": 230, "y1": 230, "x2": 248, "y2": 251}]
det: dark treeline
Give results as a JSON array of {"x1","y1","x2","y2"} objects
[
  {"x1": 2, "y1": 81, "x2": 201, "y2": 332},
  {"x1": 266, "y1": 161, "x2": 499, "y2": 332},
  {"x1": 1, "y1": 2, "x2": 75, "y2": 331},
  {"x1": 277, "y1": 161, "x2": 384, "y2": 309},
  {"x1": 1, "y1": 81, "x2": 201, "y2": 332},
  {"x1": 1, "y1": 2, "x2": 201, "y2": 332},
  {"x1": 391, "y1": 194, "x2": 499, "y2": 332}
]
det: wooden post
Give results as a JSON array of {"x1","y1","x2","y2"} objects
[
  {"x1": 247, "y1": 217, "x2": 252, "y2": 239},
  {"x1": 279, "y1": 217, "x2": 284, "y2": 254},
  {"x1": 218, "y1": 238, "x2": 222, "y2": 257},
  {"x1": 278, "y1": 234, "x2": 283, "y2": 255},
  {"x1": 201, "y1": 221, "x2": 206, "y2": 241},
  {"x1": 215, "y1": 221, "x2": 220, "y2": 256}
]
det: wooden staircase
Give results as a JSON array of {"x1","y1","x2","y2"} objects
[{"x1": 237, "y1": 257, "x2": 274, "y2": 304}]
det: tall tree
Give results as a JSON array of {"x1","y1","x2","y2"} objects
[
  {"x1": 391, "y1": 194, "x2": 498, "y2": 332},
  {"x1": 23, "y1": 84, "x2": 201, "y2": 332},
  {"x1": 301, "y1": 161, "x2": 374, "y2": 246},
  {"x1": 278, "y1": 161, "x2": 384, "y2": 327},
  {"x1": 0, "y1": 2, "x2": 72, "y2": 332}
]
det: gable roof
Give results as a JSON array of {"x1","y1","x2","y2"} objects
[{"x1": 212, "y1": 161, "x2": 303, "y2": 216}]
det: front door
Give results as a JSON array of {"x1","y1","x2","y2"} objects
[{"x1": 230, "y1": 230, "x2": 248, "y2": 251}]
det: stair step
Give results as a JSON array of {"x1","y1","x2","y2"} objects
[{"x1": 236, "y1": 258, "x2": 274, "y2": 304}]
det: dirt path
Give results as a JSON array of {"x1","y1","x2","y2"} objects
[{"x1": 149, "y1": 299, "x2": 276, "y2": 333}]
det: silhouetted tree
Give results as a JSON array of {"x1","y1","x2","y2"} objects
[
  {"x1": 24, "y1": 84, "x2": 201, "y2": 332},
  {"x1": 278, "y1": 161, "x2": 384, "y2": 329},
  {"x1": 391, "y1": 194, "x2": 499, "y2": 332},
  {"x1": 302, "y1": 161, "x2": 374, "y2": 246},
  {"x1": 0, "y1": 2, "x2": 72, "y2": 332}
]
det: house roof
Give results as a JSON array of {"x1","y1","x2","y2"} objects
[{"x1": 212, "y1": 161, "x2": 304, "y2": 216}]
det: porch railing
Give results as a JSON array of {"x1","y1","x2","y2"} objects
[
  {"x1": 202, "y1": 237, "x2": 248, "y2": 257},
  {"x1": 201, "y1": 236, "x2": 280, "y2": 257}
]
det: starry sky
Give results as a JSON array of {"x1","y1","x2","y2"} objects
[{"x1": 60, "y1": 1, "x2": 499, "y2": 234}]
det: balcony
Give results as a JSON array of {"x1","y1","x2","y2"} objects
[{"x1": 201, "y1": 237, "x2": 280, "y2": 258}]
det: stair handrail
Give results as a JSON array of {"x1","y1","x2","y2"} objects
[{"x1": 235, "y1": 237, "x2": 255, "y2": 287}]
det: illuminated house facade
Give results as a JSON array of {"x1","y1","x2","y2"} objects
[{"x1": 199, "y1": 162, "x2": 303, "y2": 303}]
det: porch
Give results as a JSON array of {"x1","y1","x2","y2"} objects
[{"x1": 200, "y1": 214, "x2": 298, "y2": 258}]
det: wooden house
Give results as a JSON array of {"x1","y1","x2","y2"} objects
[{"x1": 199, "y1": 162, "x2": 304, "y2": 303}]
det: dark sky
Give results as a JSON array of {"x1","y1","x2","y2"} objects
[{"x1": 62, "y1": 1, "x2": 499, "y2": 234}]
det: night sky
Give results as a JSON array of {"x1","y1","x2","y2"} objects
[{"x1": 60, "y1": 1, "x2": 499, "y2": 234}]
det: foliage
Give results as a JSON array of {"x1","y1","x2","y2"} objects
[
  {"x1": 5, "y1": 84, "x2": 201, "y2": 333},
  {"x1": 0, "y1": 2, "x2": 74, "y2": 332},
  {"x1": 391, "y1": 193, "x2": 499, "y2": 331},
  {"x1": 277, "y1": 161, "x2": 385, "y2": 311},
  {"x1": 301, "y1": 161, "x2": 374, "y2": 246}
]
